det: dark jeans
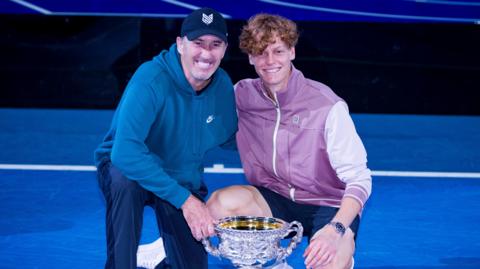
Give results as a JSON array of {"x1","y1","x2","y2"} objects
[{"x1": 97, "y1": 161, "x2": 207, "y2": 269}]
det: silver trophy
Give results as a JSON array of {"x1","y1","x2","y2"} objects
[{"x1": 202, "y1": 216, "x2": 303, "y2": 268}]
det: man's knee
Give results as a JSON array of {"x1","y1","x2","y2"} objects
[
  {"x1": 107, "y1": 166, "x2": 143, "y2": 199},
  {"x1": 111, "y1": 177, "x2": 140, "y2": 195},
  {"x1": 207, "y1": 185, "x2": 259, "y2": 219}
]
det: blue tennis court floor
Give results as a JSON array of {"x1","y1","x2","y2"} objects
[{"x1": 0, "y1": 108, "x2": 479, "y2": 268}]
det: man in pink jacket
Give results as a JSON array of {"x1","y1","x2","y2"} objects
[{"x1": 207, "y1": 14, "x2": 372, "y2": 269}]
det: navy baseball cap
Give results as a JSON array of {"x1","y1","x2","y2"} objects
[{"x1": 181, "y1": 7, "x2": 228, "y2": 43}]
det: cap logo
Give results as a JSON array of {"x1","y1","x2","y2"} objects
[{"x1": 202, "y1": 13, "x2": 213, "y2": 25}]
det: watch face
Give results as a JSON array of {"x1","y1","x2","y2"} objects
[{"x1": 330, "y1": 222, "x2": 346, "y2": 235}]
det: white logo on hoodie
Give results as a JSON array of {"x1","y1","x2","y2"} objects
[{"x1": 206, "y1": 115, "x2": 215, "y2": 123}]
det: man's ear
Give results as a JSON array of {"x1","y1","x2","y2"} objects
[
  {"x1": 176, "y1": 36, "x2": 183, "y2": 54},
  {"x1": 248, "y1": 55, "x2": 254, "y2": 65},
  {"x1": 290, "y1": 47, "x2": 296, "y2": 61}
]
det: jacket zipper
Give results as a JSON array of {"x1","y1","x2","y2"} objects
[
  {"x1": 272, "y1": 93, "x2": 280, "y2": 178},
  {"x1": 264, "y1": 90, "x2": 295, "y2": 201}
]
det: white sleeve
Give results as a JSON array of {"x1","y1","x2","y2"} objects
[{"x1": 325, "y1": 101, "x2": 372, "y2": 207}]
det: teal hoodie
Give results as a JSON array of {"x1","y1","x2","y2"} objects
[{"x1": 94, "y1": 44, "x2": 237, "y2": 208}]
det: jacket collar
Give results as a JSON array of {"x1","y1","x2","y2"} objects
[
  {"x1": 277, "y1": 64, "x2": 304, "y2": 106},
  {"x1": 258, "y1": 64, "x2": 304, "y2": 106}
]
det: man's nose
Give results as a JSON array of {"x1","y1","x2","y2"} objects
[
  {"x1": 200, "y1": 46, "x2": 213, "y2": 58},
  {"x1": 265, "y1": 53, "x2": 274, "y2": 64}
]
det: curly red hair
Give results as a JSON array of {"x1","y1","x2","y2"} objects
[{"x1": 239, "y1": 13, "x2": 299, "y2": 55}]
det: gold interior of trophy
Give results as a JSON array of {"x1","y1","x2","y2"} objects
[{"x1": 219, "y1": 218, "x2": 283, "y2": 231}]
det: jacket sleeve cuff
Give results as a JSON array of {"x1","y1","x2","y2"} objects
[
  {"x1": 344, "y1": 184, "x2": 370, "y2": 208},
  {"x1": 165, "y1": 185, "x2": 191, "y2": 209}
]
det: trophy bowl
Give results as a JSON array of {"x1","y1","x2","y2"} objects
[{"x1": 202, "y1": 216, "x2": 303, "y2": 268}]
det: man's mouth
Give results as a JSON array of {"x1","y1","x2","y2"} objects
[
  {"x1": 196, "y1": 60, "x2": 213, "y2": 70},
  {"x1": 264, "y1": 67, "x2": 281, "y2": 73}
]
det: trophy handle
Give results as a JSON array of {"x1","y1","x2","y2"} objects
[
  {"x1": 201, "y1": 236, "x2": 221, "y2": 257},
  {"x1": 277, "y1": 221, "x2": 303, "y2": 261}
]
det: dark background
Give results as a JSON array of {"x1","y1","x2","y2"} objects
[{"x1": 1, "y1": 15, "x2": 479, "y2": 115}]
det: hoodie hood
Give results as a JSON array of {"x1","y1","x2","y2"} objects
[{"x1": 153, "y1": 43, "x2": 192, "y2": 95}]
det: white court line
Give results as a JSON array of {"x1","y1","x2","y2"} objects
[
  {"x1": 52, "y1": 12, "x2": 188, "y2": 18},
  {"x1": 259, "y1": 0, "x2": 480, "y2": 23},
  {"x1": 8, "y1": 0, "x2": 231, "y2": 18},
  {"x1": 405, "y1": 0, "x2": 480, "y2": 6},
  {"x1": 1, "y1": 164, "x2": 480, "y2": 179},
  {"x1": 372, "y1": 170, "x2": 480, "y2": 178},
  {"x1": 0, "y1": 164, "x2": 96, "y2": 171},
  {"x1": 8, "y1": 0, "x2": 52, "y2": 14},
  {"x1": 161, "y1": 0, "x2": 201, "y2": 10},
  {"x1": 161, "y1": 0, "x2": 232, "y2": 18}
]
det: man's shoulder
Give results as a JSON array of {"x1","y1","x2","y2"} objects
[
  {"x1": 136, "y1": 60, "x2": 166, "y2": 76},
  {"x1": 234, "y1": 78, "x2": 260, "y2": 93},
  {"x1": 132, "y1": 60, "x2": 170, "y2": 86},
  {"x1": 304, "y1": 78, "x2": 331, "y2": 92},
  {"x1": 303, "y1": 78, "x2": 343, "y2": 104},
  {"x1": 213, "y1": 67, "x2": 234, "y2": 86}
]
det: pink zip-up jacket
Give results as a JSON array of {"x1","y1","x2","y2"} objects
[{"x1": 235, "y1": 66, "x2": 371, "y2": 209}]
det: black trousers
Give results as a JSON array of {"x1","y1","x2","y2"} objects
[{"x1": 97, "y1": 161, "x2": 207, "y2": 269}]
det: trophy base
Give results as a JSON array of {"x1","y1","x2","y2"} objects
[{"x1": 233, "y1": 260, "x2": 291, "y2": 269}]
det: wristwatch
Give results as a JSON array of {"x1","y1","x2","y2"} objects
[{"x1": 328, "y1": 221, "x2": 346, "y2": 236}]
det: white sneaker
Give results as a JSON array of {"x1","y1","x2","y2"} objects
[{"x1": 136, "y1": 237, "x2": 166, "y2": 269}]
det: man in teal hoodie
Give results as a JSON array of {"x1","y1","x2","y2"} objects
[{"x1": 94, "y1": 7, "x2": 237, "y2": 269}]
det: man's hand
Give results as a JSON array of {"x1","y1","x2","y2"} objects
[
  {"x1": 181, "y1": 194, "x2": 217, "y2": 241},
  {"x1": 303, "y1": 225, "x2": 342, "y2": 268}
]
